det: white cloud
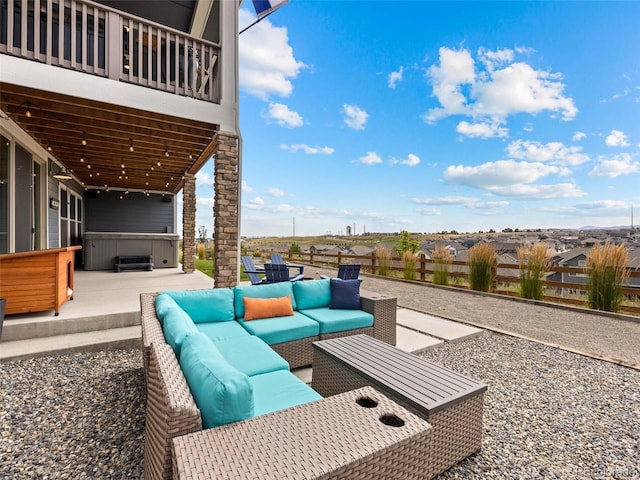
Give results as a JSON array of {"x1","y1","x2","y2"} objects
[
  {"x1": 418, "y1": 208, "x2": 441, "y2": 216},
  {"x1": 605, "y1": 129, "x2": 630, "y2": 147},
  {"x1": 267, "y1": 187, "x2": 287, "y2": 197},
  {"x1": 388, "y1": 66, "x2": 404, "y2": 89},
  {"x1": 246, "y1": 196, "x2": 265, "y2": 208},
  {"x1": 241, "y1": 180, "x2": 254, "y2": 193},
  {"x1": 195, "y1": 171, "x2": 213, "y2": 186},
  {"x1": 357, "y1": 152, "x2": 382, "y2": 165},
  {"x1": 507, "y1": 140, "x2": 589, "y2": 166},
  {"x1": 412, "y1": 196, "x2": 509, "y2": 209},
  {"x1": 263, "y1": 103, "x2": 303, "y2": 128},
  {"x1": 573, "y1": 199, "x2": 632, "y2": 213},
  {"x1": 589, "y1": 153, "x2": 639, "y2": 178},
  {"x1": 238, "y1": 9, "x2": 305, "y2": 100},
  {"x1": 274, "y1": 204, "x2": 295, "y2": 212},
  {"x1": 392, "y1": 153, "x2": 421, "y2": 167},
  {"x1": 281, "y1": 144, "x2": 334, "y2": 155},
  {"x1": 343, "y1": 104, "x2": 369, "y2": 130},
  {"x1": 572, "y1": 131, "x2": 586, "y2": 142},
  {"x1": 424, "y1": 46, "x2": 577, "y2": 127},
  {"x1": 443, "y1": 160, "x2": 585, "y2": 199},
  {"x1": 457, "y1": 121, "x2": 508, "y2": 138}
]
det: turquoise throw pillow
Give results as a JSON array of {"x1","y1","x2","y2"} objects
[
  {"x1": 329, "y1": 279, "x2": 362, "y2": 310},
  {"x1": 179, "y1": 332, "x2": 254, "y2": 429},
  {"x1": 162, "y1": 307, "x2": 198, "y2": 358},
  {"x1": 163, "y1": 289, "x2": 235, "y2": 323},
  {"x1": 293, "y1": 279, "x2": 330, "y2": 310}
]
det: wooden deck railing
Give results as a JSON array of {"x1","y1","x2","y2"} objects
[
  {"x1": 0, "y1": 0, "x2": 221, "y2": 103},
  {"x1": 274, "y1": 250, "x2": 640, "y2": 315}
]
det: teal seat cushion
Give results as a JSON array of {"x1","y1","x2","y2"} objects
[
  {"x1": 162, "y1": 306, "x2": 198, "y2": 358},
  {"x1": 234, "y1": 282, "x2": 297, "y2": 318},
  {"x1": 213, "y1": 336, "x2": 289, "y2": 376},
  {"x1": 299, "y1": 308, "x2": 374, "y2": 334},
  {"x1": 154, "y1": 293, "x2": 180, "y2": 324},
  {"x1": 179, "y1": 332, "x2": 254, "y2": 429},
  {"x1": 238, "y1": 311, "x2": 319, "y2": 345},
  {"x1": 250, "y1": 370, "x2": 322, "y2": 417},
  {"x1": 293, "y1": 279, "x2": 330, "y2": 310},
  {"x1": 196, "y1": 321, "x2": 250, "y2": 342},
  {"x1": 163, "y1": 288, "x2": 235, "y2": 323}
]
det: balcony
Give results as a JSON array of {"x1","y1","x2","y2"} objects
[{"x1": 0, "y1": 0, "x2": 221, "y2": 103}]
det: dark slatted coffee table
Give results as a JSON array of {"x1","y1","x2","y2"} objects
[{"x1": 312, "y1": 334, "x2": 487, "y2": 479}]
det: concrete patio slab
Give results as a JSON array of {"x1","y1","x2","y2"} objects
[
  {"x1": 396, "y1": 308, "x2": 484, "y2": 342},
  {"x1": 395, "y1": 325, "x2": 444, "y2": 353}
]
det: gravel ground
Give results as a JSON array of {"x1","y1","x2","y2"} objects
[{"x1": 1, "y1": 336, "x2": 638, "y2": 479}]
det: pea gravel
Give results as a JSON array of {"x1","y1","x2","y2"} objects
[{"x1": 1, "y1": 334, "x2": 638, "y2": 479}]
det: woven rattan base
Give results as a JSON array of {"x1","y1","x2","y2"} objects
[
  {"x1": 172, "y1": 386, "x2": 433, "y2": 479},
  {"x1": 312, "y1": 335, "x2": 487, "y2": 479},
  {"x1": 270, "y1": 336, "x2": 317, "y2": 368}
]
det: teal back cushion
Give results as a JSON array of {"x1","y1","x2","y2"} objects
[
  {"x1": 293, "y1": 279, "x2": 330, "y2": 310},
  {"x1": 163, "y1": 289, "x2": 235, "y2": 323},
  {"x1": 234, "y1": 282, "x2": 297, "y2": 318},
  {"x1": 154, "y1": 293, "x2": 180, "y2": 325},
  {"x1": 179, "y1": 332, "x2": 254, "y2": 429},
  {"x1": 162, "y1": 306, "x2": 198, "y2": 358}
]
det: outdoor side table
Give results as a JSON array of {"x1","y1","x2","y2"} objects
[
  {"x1": 171, "y1": 386, "x2": 433, "y2": 479},
  {"x1": 312, "y1": 334, "x2": 488, "y2": 479}
]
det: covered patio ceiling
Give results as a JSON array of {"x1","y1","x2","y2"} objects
[{"x1": 1, "y1": 82, "x2": 218, "y2": 194}]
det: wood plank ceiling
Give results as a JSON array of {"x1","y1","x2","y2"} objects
[{"x1": 1, "y1": 82, "x2": 218, "y2": 194}]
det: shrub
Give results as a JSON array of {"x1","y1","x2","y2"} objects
[
  {"x1": 376, "y1": 246, "x2": 391, "y2": 276},
  {"x1": 586, "y1": 243, "x2": 629, "y2": 312},
  {"x1": 402, "y1": 251, "x2": 417, "y2": 280},
  {"x1": 393, "y1": 230, "x2": 419, "y2": 256},
  {"x1": 197, "y1": 243, "x2": 206, "y2": 260},
  {"x1": 518, "y1": 243, "x2": 552, "y2": 300},
  {"x1": 432, "y1": 245, "x2": 452, "y2": 286},
  {"x1": 468, "y1": 243, "x2": 497, "y2": 292}
]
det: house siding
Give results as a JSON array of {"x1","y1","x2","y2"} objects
[{"x1": 84, "y1": 191, "x2": 174, "y2": 233}]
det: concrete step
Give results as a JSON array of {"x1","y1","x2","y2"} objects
[
  {"x1": 396, "y1": 308, "x2": 484, "y2": 342},
  {"x1": 1, "y1": 311, "x2": 140, "y2": 342},
  {"x1": 0, "y1": 326, "x2": 141, "y2": 362}
]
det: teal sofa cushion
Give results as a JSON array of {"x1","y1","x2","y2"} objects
[
  {"x1": 293, "y1": 279, "x2": 330, "y2": 310},
  {"x1": 196, "y1": 321, "x2": 250, "y2": 342},
  {"x1": 154, "y1": 293, "x2": 179, "y2": 324},
  {"x1": 163, "y1": 306, "x2": 198, "y2": 358},
  {"x1": 238, "y1": 311, "x2": 319, "y2": 345},
  {"x1": 300, "y1": 308, "x2": 374, "y2": 334},
  {"x1": 250, "y1": 370, "x2": 322, "y2": 417},
  {"x1": 163, "y1": 288, "x2": 235, "y2": 323},
  {"x1": 213, "y1": 336, "x2": 289, "y2": 376},
  {"x1": 234, "y1": 283, "x2": 297, "y2": 318},
  {"x1": 180, "y1": 332, "x2": 254, "y2": 429}
]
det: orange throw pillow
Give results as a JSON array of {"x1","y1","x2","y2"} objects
[{"x1": 243, "y1": 296, "x2": 294, "y2": 321}]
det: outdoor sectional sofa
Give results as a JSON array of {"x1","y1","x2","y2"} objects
[{"x1": 140, "y1": 279, "x2": 399, "y2": 480}]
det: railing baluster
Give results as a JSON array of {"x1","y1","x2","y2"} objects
[
  {"x1": 20, "y1": 0, "x2": 27, "y2": 56},
  {"x1": 34, "y1": 0, "x2": 41, "y2": 61},
  {"x1": 46, "y1": 0, "x2": 53, "y2": 64}
]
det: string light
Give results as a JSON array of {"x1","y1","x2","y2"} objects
[{"x1": 129, "y1": 139, "x2": 134, "y2": 152}]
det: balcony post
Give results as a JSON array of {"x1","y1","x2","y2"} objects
[{"x1": 213, "y1": 131, "x2": 239, "y2": 288}]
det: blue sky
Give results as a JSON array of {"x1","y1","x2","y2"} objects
[{"x1": 191, "y1": 1, "x2": 640, "y2": 238}]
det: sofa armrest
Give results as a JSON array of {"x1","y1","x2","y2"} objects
[
  {"x1": 145, "y1": 341, "x2": 202, "y2": 480},
  {"x1": 360, "y1": 290, "x2": 397, "y2": 346}
]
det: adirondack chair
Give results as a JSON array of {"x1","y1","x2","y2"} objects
[
  {"x1": 263, "y1": 263, "x2": 304, "y2": 283},
  {"x1": 321, "y1": 264, "x2": 362, "y2": 281},
  {"x1": 241, "y1": 256, "x2": 266, "y2": 285},
  {"x1": 270, "y1": 253, "x2": 304, "y2": 275}
]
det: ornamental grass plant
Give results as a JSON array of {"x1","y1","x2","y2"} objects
[
  {"x1": 376, "y1": 246, "x2": 391, "y2": 276},
  {"x1": 585, "y1": 243, "x2": 629, "y2": 312},
  {"x1": 402, "y1": 251, "x2": 417, "y2": 280},
  {"x1": 468, "y1": 243, "x2": 497, "y2": 292},
  {"x1": 432, "y1": 245, "x2": 452, "y2": 286},
  {"x1": 517, "y1": 243, "x2": 553, "y2": 300}
]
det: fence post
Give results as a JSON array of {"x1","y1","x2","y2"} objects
[
  {"x1": 337, "y1": 251, "x2": 342, "y2": 267},
  {"x1": 420, "y1": 253, "x2": 426, "y2": 282},
  {"x1": 371, "y1": 252, "x2": 376, "y2": 275},
  {"x1": 310, "y1": 251, "x2": 314, "y2": 265}
]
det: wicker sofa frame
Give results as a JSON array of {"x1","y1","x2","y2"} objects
[{"x1": 139, "y1": 289, "x2": 399, "y2": 480}]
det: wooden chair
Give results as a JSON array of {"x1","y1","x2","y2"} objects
[
  {"x1": 264, "y1": 263, "x2": 304, "y2": 283},
  {"x1": 241, "y1": 256, "x2": 266, "y2": 285},
  {"x1": 270, "y1": 253, "x2": 304, "y2": 275},
  {"x1": 321, "y1": 264, "x2": 362, "y2": 281}
]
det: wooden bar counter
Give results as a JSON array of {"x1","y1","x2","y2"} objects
[{"x1": 0, "y1": 246, "x2": 82, "y2": 316}]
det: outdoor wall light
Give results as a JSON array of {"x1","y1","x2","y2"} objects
[{"x1": 52, "y1": 167, "x2": 73, "y2": 181}]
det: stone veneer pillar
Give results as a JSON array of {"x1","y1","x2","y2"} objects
[
  {"x1": 213, "y1": 132, "x2": 239, "y2": 288},
  {"x1": 181, "y1": 173, "x2": 196, "y2": 273}
]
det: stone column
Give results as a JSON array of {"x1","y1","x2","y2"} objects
[
  {"x1": 182, "y1": 173, "x2": 196, "y2": 273},
  {"x1": 213, "y1": 132, "x2": 239, "y2": 288}
]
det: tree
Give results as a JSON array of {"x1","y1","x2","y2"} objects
[
  {"x1": 198, "y1": 225, "x2": 207, "y2": 244},
  {"x1": 393, "y1": 230, "x2": 419, "y2": 256}
]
